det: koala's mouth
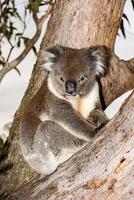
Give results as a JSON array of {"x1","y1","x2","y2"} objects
[{"x1": 65, "y1": 92, "x2": 79, "y2": 99}]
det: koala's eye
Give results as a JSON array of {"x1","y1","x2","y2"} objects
[{"x1": 59, "y1": 76, "x2": 64, "y2": 82}]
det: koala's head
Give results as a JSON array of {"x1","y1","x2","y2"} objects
[{"x1": 42, "y1": 45, "x2": 109, "y2": 98}]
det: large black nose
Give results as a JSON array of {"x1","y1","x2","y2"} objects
[{"x1": 65, "y1": 81, "x2": 76, "y2": 96}]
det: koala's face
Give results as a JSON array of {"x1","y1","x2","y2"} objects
[
  {"x1": 43, "y1": 45, "x2": 109, "y2": 98},
  {"x1": 50, "y1": 49, "x2": 96, "y2": 98}
]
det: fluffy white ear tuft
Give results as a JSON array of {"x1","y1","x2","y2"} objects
[
  {"x1": 41, "y1": 45, "x2": 65, "y2": 72},
  {"x1": 42, "y1": 51, "x2": 56, "y2": 72},
  {"x1": 96, "y1": 57, "x2": 106, "y2": 76},
  {"x1": 87, "y1": 46, "x2": 110, "y2": 77}
]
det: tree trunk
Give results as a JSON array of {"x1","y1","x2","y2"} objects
[
  {"x1": 3, "y1": 91, "x2": 134, "y2": 200},
  {"x1": 1, "y1": 0, "x2": 134, "y2": 196}
]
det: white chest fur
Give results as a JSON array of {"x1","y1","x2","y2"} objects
[
  {"x1": 47, "y1": 76, "x2": 99, "y2": 119},
  {"x1": 78, "y1": 82, "x2": 99, "y2": 118}
]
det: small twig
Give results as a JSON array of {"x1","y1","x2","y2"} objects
[
  {"x1": 29, "y1": 0, "x2": 38, "y2": 25},
  {"x1": 6, "y1": 41, "x2": 22, "y2": 76},
  {"x1": 5, "y1": 3, "x2": 27, "y2": 64},
  {"x1": 0, "y1": 4, "x2": 53, "y2": 82},
  {"x1": 38, "y1": 4, "x2": 53, "y2": 29}
]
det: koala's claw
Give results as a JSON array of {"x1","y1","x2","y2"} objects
[{"x1": 95, "y1": 120, "x2": 108, "y2": 132}]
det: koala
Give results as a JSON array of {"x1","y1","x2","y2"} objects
[{"x1": 20, "y1": 45, "x2": 109, "y2": 174}]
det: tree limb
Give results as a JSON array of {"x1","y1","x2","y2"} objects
[
  {"x1": 0, "y1": 4, "x2": 53, "y2": 82},
  {"x1": 3, "y1": 92, "x2": 134, "y2": 200},
  {"x1": 101, "y1": 52, "x2": 134, "y2": 106}
]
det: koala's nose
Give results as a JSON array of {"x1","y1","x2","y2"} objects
[{"x1": 65, "y1": 81, "x2": 76, "y2": 96}]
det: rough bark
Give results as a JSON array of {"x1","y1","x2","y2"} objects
[
  {"x1": 3, "y1": 91, "x2": 134, "y2": 200},
  {"x1": 1, "y1": 0, "x2": 134, "y2": 195},
  {"x1": 101, "y1": 54, "x2": 134, "y2": 106}
]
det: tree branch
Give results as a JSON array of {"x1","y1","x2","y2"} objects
[
  {"x1": 3, "y1": 91, "x2": 134, "y2": 200},
  {"x1": 29, "y1": 0, "x2": 39, "y2": 25},
  {"x1": 101, "y1": 52, "x2": 134, "y2": 106},
  {"x1": 0, "y1": 4, "x2": 53, "y2": 82}
]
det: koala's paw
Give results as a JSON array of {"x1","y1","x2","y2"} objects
[{"x1": 88, "y1": 110, "x2": 109, "y2": 129}]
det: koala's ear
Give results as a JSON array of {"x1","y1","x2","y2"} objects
[
  {"x1": 42, "y1": 45, "x2": 65, "y2": 72},
  {"x1": 86, "y1": 46, "x2": 110, "y2": 76}
]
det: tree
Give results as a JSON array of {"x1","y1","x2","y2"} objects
[{"x1": 0, "y1": 0, "x2": 134, "y2": 199}]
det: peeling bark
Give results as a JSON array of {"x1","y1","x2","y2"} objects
[{"x1": 3, "y1": 92, "x2": 134, "y2": 200}]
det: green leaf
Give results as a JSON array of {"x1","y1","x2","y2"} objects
[
  {"x1": 122, "y1": 13, "x2": 130, "y2": 25},
  {"x1": 17, "y1": 38, "x2": 21, "y2": 48},
  {"x1": 15, "y1": 33, "x2": 23, "y2": 36},
  {"x1": 120, "y1": 19, "x2": 126, "y2": 38},
  {"x1": 35, "y1": 0, "x2": 41, "y2": 9},
  {"x1": 32, "y1": 46, "x2": 37, "y2": 56},
  {"x1": 131, "y1": 0, "x2": 134, "y2": 10},
  {"x1": 0, "y1": 59, "x2": 6, "y2": 66}
]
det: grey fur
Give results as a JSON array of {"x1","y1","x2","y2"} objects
[{"x1": 20, "y1": 45, "x2": 109, "y2": 174}]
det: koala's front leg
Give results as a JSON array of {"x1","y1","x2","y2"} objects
[{"x1": 52, "y1": 101, "x2": 97, "y2": 142}]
